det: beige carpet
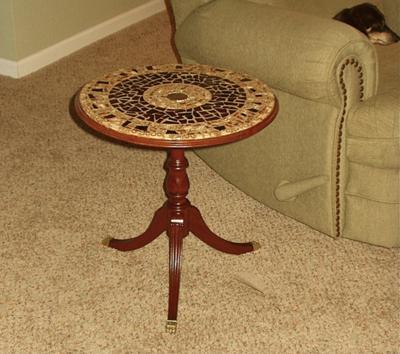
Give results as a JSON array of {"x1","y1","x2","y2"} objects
[{"x1": 0, "y1": 11, "x2": 399, "y2": 353}]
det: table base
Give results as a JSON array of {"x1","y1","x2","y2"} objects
[{"x1": 102, "y1": 149, "x2": 260, "y2": 333}]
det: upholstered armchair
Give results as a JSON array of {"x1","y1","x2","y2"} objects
[{"x1": 169, "y1": 0, "x2": 400, "y2": 247}]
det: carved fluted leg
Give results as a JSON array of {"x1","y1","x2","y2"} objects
[{"x1": 166, "y1": 223, "x2": 184, "y2": 334}]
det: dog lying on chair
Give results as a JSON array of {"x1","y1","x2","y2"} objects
[{"x1": 333, "y1": 2, "x2": 400, "y2": 45}]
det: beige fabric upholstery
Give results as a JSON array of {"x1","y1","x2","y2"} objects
[
  {"x1": 175, "y1": 0, "x2": 378, "y2": 105},
  {"x1": 169, "y1": 0, "x2": 213, "y2": 27},
  {"x1": 382, "y1": 0, "x2": 400, "y2": 34},
  {"x1": 170, "y1": 0, "x2": 400, "y2": 247}
]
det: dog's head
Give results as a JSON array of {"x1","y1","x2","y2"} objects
[{"x1": 334, "y1": 2, "x2": 400, "y2": 45}]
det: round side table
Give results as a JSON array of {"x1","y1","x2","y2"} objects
[{"x1": 74, "y1": 64, "x2": 278, "y2": 333}]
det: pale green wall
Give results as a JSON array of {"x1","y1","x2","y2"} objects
[
  {"x1": 0, "y1": 0, "x2": 17, "y2": 60},
  {"x1": 1, "y1": 0, "x2": 150, "y2": 61}
]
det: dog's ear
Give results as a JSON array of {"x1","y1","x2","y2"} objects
[
  {"x1": 333, "y1": 8, "x2": 364, "y2": 32},
  {"x1": 333, "y1": 7, "x2": 369, "y2": 35},
  {"x1": 333, "y1": 8, "x2": 351, "y2": 21}
]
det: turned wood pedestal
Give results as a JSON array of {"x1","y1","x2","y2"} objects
[{"x1": 74, "y1": 64, "x2": 278, "y2": 333}]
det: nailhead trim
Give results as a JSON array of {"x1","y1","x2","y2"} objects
[{"x1": 335, "y1": 58, "x2": 364, "y2": 237}]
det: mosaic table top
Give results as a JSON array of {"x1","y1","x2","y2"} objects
[{"x1": 76, "y1": 64, "x2": 278, "y2": 148}]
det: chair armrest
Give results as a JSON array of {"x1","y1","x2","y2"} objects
[
  {"x1": 174, "y1": 0, "x2": 378, "y2": 106},
  {"x1": 169, "y1": 0, "x2": 215, "y2": 28}
]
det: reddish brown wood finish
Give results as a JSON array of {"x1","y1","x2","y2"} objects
[
  {"x1": 189, "y1": 206, "x2": 255, "y2": 254},
  {"x1": 107, "y1": 207, "x2": 168, "y2": 251},
  {"x1": 104, "y1": 149, "x2": 257, "y2": 329},
  {"x1": 74, "y1": 93, "x2": 278, "y2": 149},
  {"x1": 167, "y1": 223, "x2": 184, "y2": 325}
]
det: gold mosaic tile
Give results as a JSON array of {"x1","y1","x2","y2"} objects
[{"x1": 78, "y1": 64, "x2": 276, "y2": 142}]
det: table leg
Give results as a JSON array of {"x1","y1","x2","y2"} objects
[
  {"x1": 102, "y1": 206, "x2": 168, "y2": 251},
  {"x1": 189, "y1": 205, "x2": 260, "y2": 255},
  {"x1": 166, "y1": 223, "x2": 184, "y2": 334}
]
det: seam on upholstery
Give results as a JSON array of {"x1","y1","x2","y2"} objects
[
  {"x1": 345, "y1": 192, "x2": 400, "y2": 205},
  {"x1": 335, "y1": 57, "x2": 365, "y2": 238},
  {"x1": 347, "y1": 159, "x2": 400, "y2": 171},
  {"x1": 348, "y1": 135, "x2": 400, "y2": 141}
]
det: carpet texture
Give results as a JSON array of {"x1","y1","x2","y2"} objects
[{"x1": 0, "y1": 11, "x2": 399, "y2": 353}]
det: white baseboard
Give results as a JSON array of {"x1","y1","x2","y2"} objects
[
  {"x1": 0, "y1": 0, "x2": 166, "y2": 78},
  {"x1": 0, "y1": 58, "x2": 18, "y2": 78}
]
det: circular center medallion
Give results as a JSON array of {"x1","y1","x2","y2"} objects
[
  {"x1": 143, "y1": 83, "x2": 212, "y2": 110},
  {"x1": 166, "y1": 92, "x2": 188, "y2": 101}
]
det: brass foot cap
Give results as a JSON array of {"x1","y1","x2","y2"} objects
[
  {"x1": 252, "y1": 241, "x2": 261, "y2": 251},
  {"x1": 165, "y1": 320, "x2": 177, "y2": 334},
  {"x1": 101, "y1": 237, "x2": 113, "y2": 247}
]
